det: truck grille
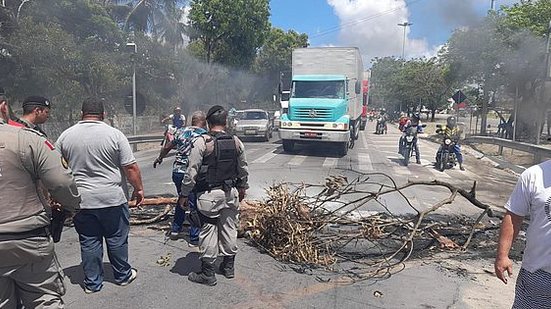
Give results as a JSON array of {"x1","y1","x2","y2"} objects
[{"x1": 293, "y1": 108, "x2": 332, "y2": 121}]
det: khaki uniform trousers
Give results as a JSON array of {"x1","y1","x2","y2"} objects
[
  {"x1": 0, "y1": 237, "x2": 65, "y2": 309},
  {"x1": 197, "y1": 188, "x2": 239, "y2": 260}
]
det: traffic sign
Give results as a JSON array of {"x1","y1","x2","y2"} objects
[{"x1": 452, "y1": 90, "x2": 467, "y2": 104}]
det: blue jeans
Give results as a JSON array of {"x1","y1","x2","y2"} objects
[
  {"x1": 453, "y1": 144, "x2": 463, "y2": 164},
  {"x1": 73, "y1": 204, "x2": 132, "y2": 291},
  {"x1": 171, "y1": 172, "x2": 200, "y2": 241}
]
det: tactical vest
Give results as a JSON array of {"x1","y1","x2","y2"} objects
[{"x1": 195, "y1": 132, "x2": 238, "y2": 192}]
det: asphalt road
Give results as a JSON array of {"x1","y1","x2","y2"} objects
[{"x1": 56, "y1": 120, "x2": 522, "y2": 308}]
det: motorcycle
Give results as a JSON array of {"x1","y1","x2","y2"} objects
[
  {"x1": 435, "y1": 137, "x2": 457, "y2": 172},
  {"x1": 375, "y1": 118, "x2": 387, "y2": 134},
  {"x1": 161, "y1": 124, "x2": 177, "y2": 147},
  {"x1": 400, "y1": 124, "x2": 425, "y2": 166}
]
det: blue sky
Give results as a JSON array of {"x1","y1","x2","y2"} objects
[{"x1": 270, "y1": 0, "x2": 519, "y2": 63}]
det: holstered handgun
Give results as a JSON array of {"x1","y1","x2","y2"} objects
[{"x1": 50, "y1": 208, "x2": 67, "y2": 243}]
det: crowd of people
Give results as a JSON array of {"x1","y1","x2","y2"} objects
[{"x1": 0, "y1": 89, "x2": 248, "y2": 307}]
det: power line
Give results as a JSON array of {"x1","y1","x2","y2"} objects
[{"x1": 310, "y1": 0, "x2": 425, "y2": 39}]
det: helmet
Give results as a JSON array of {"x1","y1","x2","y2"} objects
[
  {"x1": 174, "y1": 107, "x2": 181, "y2": 112},
  {"x1": 447, "y1": 116, "x2": 457, "y2": 128}
]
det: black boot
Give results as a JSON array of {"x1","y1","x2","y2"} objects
[
  {"x1": 219, "y1": 255, "x2": 235, "y2": 279},
  {"x1": 188, "y1": 259, "x2": 217, "y2": 286}
]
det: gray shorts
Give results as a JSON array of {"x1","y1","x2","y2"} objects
[{"x1": 513, "y1": 268, "x2": 551, "y2": 309}]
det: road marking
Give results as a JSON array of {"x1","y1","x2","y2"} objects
[
  {"x1": 252, "y1": 150, "x2": 278, "y2": 164},
  {"x1": 358, "y1": 153, "x2": 373, "y2": 171},
  {"x1": 288, "y1": 155, "x2": 307, "y2": 166},
  {"x1": 392, "y1": 166, "x2": 411, "y2": 176},
  {"x1": 323, "y1": 157, "x2": 338, "y2": 168}
]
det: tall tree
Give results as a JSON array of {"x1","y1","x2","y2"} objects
[{"x1": 188, "y1": 0, "x2": 270, "y2": 68}]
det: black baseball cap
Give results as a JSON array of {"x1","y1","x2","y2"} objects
[
  {"x1": 22, "y1": 96, "x2": 51, "y2": 108},
  {"x1": 206, "y1": 105, "x2": 225, "y2": 119}
]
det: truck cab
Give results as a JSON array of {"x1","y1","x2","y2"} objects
[{"x1": 279, "y1": 47, "x2": 364, "y2": 156}]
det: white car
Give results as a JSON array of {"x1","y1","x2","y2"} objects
[{"x1": 234, "y1": 109, "x2": 273, "y2": 141}]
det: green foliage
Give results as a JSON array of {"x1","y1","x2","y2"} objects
[
  {"x1": 188, "y1": 0, "x2": 271, "y2": 68},
  {"x1": 254, "y1": 27, "x2": 308, "y2": 75},
  {"x1": 370, "y1": 57, "x2": 456, "y2": 119},
  {"x1": 0, "y1": 0, "x2": 304, "y2": 123},
  {"x1": 501, "y1": 0, "x2": 551, "y2": 37}
]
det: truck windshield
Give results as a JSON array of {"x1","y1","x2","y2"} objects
[
  {"x1": 243, "y1": 111, "x2": 268, "y2": 120},
  {"x1": 292, "y1": 81, "x2": 345, "y2": 99}
]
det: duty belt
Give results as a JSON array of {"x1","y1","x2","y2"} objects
[{"x1": 0, "y1": 227, "x2": 49, "y2": 242}]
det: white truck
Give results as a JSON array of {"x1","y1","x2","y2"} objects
[{"x1": 278, "y1": 47, "x2": 364, "y2": 156}]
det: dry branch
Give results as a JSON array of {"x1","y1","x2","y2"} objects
[{"x1": 244, "y1": 172, "x2": 501, "y2": 282}]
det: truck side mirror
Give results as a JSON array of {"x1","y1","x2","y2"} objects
[{"x1": 355, "y1": 80, "x2": 361, "y2": 94}]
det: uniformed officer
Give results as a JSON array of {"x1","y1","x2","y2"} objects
[
  {"x1": 0, "y1": 94, "x2": 81, "y2": 308},
  {"x1": 180, "y1": 105, "x2": 249, "y2": 286},
  {"x1": 19, "y1": 95, "x2": 51, "y2": 137}
]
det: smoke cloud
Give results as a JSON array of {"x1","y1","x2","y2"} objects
[{"x1": 326, "y1": 0, "x2": 436, "y2": 63}]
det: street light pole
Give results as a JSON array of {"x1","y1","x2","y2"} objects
[
  {"x1": 398, "y1": 22, "x2": 413, "y2": 59},
  {"x1": 126, "y1": 42, "x2": 137, "y2": 137}
]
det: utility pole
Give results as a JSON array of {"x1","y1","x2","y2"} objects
[{"x1": 398, "y1": 22, "x2": 413, "y2": 59}]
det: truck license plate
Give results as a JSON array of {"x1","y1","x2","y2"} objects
[
  {"x1": 304, "y1": 132, "x2": 317, "y2": 138},
  {"x1": 245, "y1": 129, "x2": 256, "y2": 135}
]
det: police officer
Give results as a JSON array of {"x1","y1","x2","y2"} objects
[
  {"x1": 180, "y1": 105, "x2": 249, "y2": 286},
  {"x1": 0, "y1": 93, "x2": 81, "y2": 308},
  {"x1": 19, "y1": 96, "x2": 51, "y2": 137}
]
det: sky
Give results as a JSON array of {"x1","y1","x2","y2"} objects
[{"x1": 270, "y1": 0, "x2": 520, "y2": 65}]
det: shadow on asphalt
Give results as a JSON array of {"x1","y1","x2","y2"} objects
[
  {"x1": 170, "y1": 252, "x2": 201, "y2": 276},
  {"x1": 64, "y1": 262, "x2": 118, "y2": 287}
]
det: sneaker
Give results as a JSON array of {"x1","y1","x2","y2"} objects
[
  {"x1": 460, "y1": 166, "x2": 466, "y2": 171},
  {"x1": 83, "y1": 286, "x2": 100, "y2": 294},
  {"x1": 119, "y1": 268, "x2": 138, "y2": 286},
  {"x1": 169, "y1": 231, "x2": 179, "y2": 240},
  {"x1": 188, "y1": 239, "x2": 199, "y2": 247}
]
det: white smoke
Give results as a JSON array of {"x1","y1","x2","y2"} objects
[{"x1": 326, "y1": 0, "x2": 433, "y2": 64}]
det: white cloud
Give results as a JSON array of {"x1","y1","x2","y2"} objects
[{"x1": 326, "y1": 0, "x2": 439, "y2": 65}]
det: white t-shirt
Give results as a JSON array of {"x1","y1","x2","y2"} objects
[
  {"x1": 56, "y1": 121, "x2": 136, "y2": 209},
  {"x1": 505, "y1": 160, "x2": 551, "y2": 272}
]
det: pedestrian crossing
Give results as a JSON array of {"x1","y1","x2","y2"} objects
[{"x1": 244, "y1": 126, "x2": 477, "y2": 184}]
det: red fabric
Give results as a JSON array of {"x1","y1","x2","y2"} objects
[
  {"x1": 44, "y1": 140, "x2": 55, "y2": 150},
  {"x1": 7, "y1": 119, "x2": 24, "y2": 127}
]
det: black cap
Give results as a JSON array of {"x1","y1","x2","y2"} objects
[
  {"x1": 23, "y1": 96, "x2": 51, "y2": 108},
  {"x1": 206, "y1": 105, "x2": 225, "y2": 119}
]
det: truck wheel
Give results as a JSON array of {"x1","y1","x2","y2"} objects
[
  {"x1": 360, "y1": 119, "x2": 366, "y2": 131},
  {"x1": 282, "y1": 140, "x2": 294, "y2": 152},
  {"x1": 337, "y1": 141, "x2": 348, "y2": 156},
  {"x1": 353, "y1": 120, "x2": 360, "y2": 140}
]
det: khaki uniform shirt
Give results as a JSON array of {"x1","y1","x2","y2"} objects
[
  {"x1": 0, "y1": 119, "x2": 80, "y2": 234},
  {"x1": 19, "y1": 118, "x2": 47, "y2": 137},
  {"x1": 182, "y1": 131, "x2": 249, "y2": 196}
]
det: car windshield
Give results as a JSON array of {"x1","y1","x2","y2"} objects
[
  {"x1": 292, "y1": 81, "x2": 345, "y2": 99},
  {"x1": 243, "y1": 111, "x2": 267, "y2": 120},
  {"x1": 281, "y1": 92, "x2": 290, "y2": 101}
]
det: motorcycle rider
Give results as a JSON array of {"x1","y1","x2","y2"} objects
[
  {"x1": 436, "y1": 116, "x2": 465, "y2": 171},
  {"x1": 376, "y1": 109, "x2": 388, "y2": 134},
  {"x1": 398, "y1": 112, "x2": 409, "y2": 131},
  {"x1": 162, "y1": 107, "x2": 186, "y2": 129},
  {"x1": 399, "y1": 112, "x2": 423, "y2": 164}
]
